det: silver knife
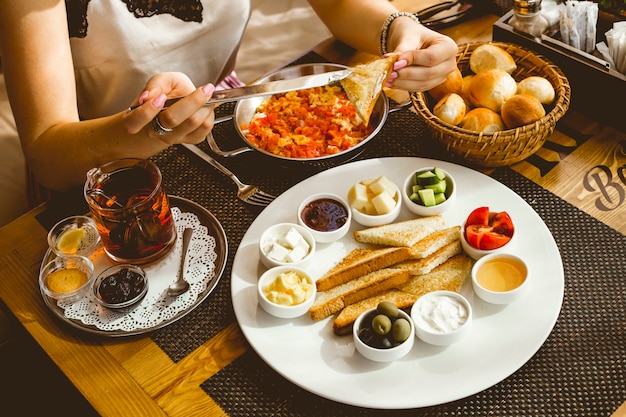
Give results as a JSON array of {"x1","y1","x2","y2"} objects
[{"x1": 129, "y1": 69, "x2": 351, "y2": 111}]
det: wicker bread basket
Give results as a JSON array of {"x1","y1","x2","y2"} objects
[{"x1": 411, "y1": 42, "x2": 571, "y2": 168}]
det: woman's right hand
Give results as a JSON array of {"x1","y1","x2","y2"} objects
[{"x1": 122, "y1": 72, "x2": 216, "y2": 145}]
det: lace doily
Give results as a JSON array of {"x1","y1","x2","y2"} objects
[{"x1": 57, "y1": 207, "x2": 218, "y2": 332}]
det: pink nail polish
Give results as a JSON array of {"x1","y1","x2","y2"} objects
[
  {"x1": 138, "y1": 90, "x2": 150, "y2": 105},
  {"x1": 152, "y1": 93, "x2": 167, "y2": 108},
  {"x1": 394, "y1": 60, "x2": 408, "y2": 70},
  {"x1": 202, "y1": 83, "x2": 215, "y2": 96}
]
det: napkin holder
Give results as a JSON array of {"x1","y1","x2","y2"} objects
[{"x1": 493, "y1": 10, "x2": 626, "y2": 131}]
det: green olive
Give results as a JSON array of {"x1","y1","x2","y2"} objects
[
  {"x1": 376, "y1": 301, "x2": 399, "y2": 319},
  {"x1": 371, "y1": 314, "x2": 392, "y2": 336},
  {"x1": 392, "y1": 318, "x2": 411, "y2": 343}
]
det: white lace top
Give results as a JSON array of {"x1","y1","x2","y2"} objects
[{"x1": 67, "y1": 0, "x2": 251, "y2": 119}]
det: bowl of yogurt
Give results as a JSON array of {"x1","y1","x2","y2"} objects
[
  {"x1": 410, "y1": 290, "x2": 472, "y2": 346},
  {"x1": 257, "y1": 266, "x2": 316, "y2": 319}
]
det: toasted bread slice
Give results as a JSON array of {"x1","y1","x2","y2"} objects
[
  {"x1": 408, "y1": 226, "x2": 461, "y2": 259},
  {"x1": 340, "y1": 55, "x2": 397, "y2": 125},
  {"x1": 333, "y1": 289, "x2": 418, "y2": 336},
  {"x1": 353, "y1": 215, "x2": 445, "y2": 247},
  {"x1": 309, "y1": 268, "x2": 410, "y2": 321},
  {"x1": 332, "y1": 254, "x2": 473, "y2": 335},
  {"x1": 393, "y1": 240, "x2": 462, "y2": 276},
  {"x1": 398, "y1": 254, "x2": 473, "y2": 297},
  {"x1": 316, "y1": 246, "x2": 412, "y2": 291}
]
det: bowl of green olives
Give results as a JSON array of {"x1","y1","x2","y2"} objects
[{"x1": 353, "y1": 301, "x2": 414, "y2": 362}]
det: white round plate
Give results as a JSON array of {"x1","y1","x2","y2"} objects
[{"x1": 231, "y1": 157, "x2": 564, "y2": 409}]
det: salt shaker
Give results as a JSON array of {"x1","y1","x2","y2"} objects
[{"x1": 509, "y1": 0, "x2": 549, "y2": 38}]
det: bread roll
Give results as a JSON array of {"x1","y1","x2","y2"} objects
[
  {"x1": 469, "y1": 44, "x2": 517, "y2": 74},
  {"x1": 433, "y1": 93, "x2": 466, "y2": 126},
  {"x1": 460, "y1": 107, "x2": 505, "y2": 133},
  {"x1": 460, "y1": 75, "x2": 475, "y2": 108},
  {"x1": 428, "y1": 68, "x2": 463, "y2": 102},
  {"x1": 501, "y1": 94, "x2": 546, "y2": 129},
  {"x1": 468, "y1": 69, "x2": 517, "y2": 113},
  {"x1": 517, "y1": 76, "x2": 555, "y2": 105}
]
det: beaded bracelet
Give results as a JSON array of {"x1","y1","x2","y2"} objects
[{"x1": 379, "y1": 11, "x2": 420, "y2": 55}]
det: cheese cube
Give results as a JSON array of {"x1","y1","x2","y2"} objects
[
  {"x1": 267, "y1": 242, "x2": 290, "y2": 262},
  {"x1": 348, "y1": 182, "x2": 368, "y2": 210},
  {"x1": 286, "y1": 245, "x2": 307, "y2": 263},
  {"x1": 281, "y1": 227, "x2": 303, "y2": 249},
  {"x1": 369, "y1": 175, "x2": 396, "y2": 197},
  {"x1": 362, "y1": 200, "x2": 377, "y2": 215},
  {"x1": 371, "y1": 191, "x2": 396, "y2": 214}
]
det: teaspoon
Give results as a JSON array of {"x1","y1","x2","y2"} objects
[{"x1": 168, "y1": 227, "x2": 193, "y2": 297}]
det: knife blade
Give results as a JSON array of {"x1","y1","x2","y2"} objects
[{"x1": 129, "y1": 69, "x2": 352, "y2": 111}]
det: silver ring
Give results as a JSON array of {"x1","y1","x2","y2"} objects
[{"x1": 150, "y1": 115, "x2": 173, "y2": 135}]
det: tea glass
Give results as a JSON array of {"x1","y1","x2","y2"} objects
[{"x1": 84, "y1": 158, "x2": 177, "y2": 264}]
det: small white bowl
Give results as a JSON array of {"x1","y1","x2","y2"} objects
[
  {"x1": 402, "y1": 167, "x2": 456, "y2": 216},
  {"x1": 411, "y1": 290, "x2": 472, "y2": 346},
  {"x1": 259, "y1": 223, "x2": 316, "y2": 269},
  {"x1": 471, "y1": 253, "x2": 529, "y2": 304},
  {"x1": 297, "y1": 193, "x2": 351, "y2": 243},
  {"x1": 353, "y1": 308, "x2": 414, "y2": 362},
  {"x1": 350, "y1": 181, "x2": 402, "y2": 227},
  {"x1": 258, "y1": 266, "x2": 316, "y2": 319},
  {"x1": 460, "y1": 212, "x2": 516, "y2": 260}
]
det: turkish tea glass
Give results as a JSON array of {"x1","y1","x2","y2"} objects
[{"x1": 84, "y1": 158, "x2": 176, "y2": 264}]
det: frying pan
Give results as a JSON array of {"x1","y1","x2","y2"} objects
[{"x1": 206, "y1": 63, "x2": 408, "y2": 170}]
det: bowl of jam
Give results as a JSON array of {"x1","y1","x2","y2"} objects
[
  {"x1": 297, "y1": 193, "x2": 351, "y2": 243},
  {"x1": 93, "y1": 264, "x2": 148, "y2": 312}
]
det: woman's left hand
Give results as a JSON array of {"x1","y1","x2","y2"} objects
[{"x1": 385, "y1": 21, "x2": 458, "y2": 92}]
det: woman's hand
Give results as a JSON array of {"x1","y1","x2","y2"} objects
[
  {"x1": 385, "y1": 18, "x2": 458, "y2": 92},
  {"x1": 122, "y1": 72, "x2": 216, "y2": 145}
]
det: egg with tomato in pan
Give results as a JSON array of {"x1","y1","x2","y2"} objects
[{"x1": 460, "y1": 206, "x2": 515, "y2": 259}]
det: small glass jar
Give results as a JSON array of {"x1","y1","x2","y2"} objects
[{"x1": 509, "y1": 0, "x2": 549, "y2": 38}]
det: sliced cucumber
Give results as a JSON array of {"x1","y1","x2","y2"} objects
[
  {"x1": 409, "y1": 192, "x2": 421, "y2": 203},
  {"x1": 410, "y1": 167, "x2": 450, "y2": 206},
  {"x1": 424, "y1": 180, "x2": 446, "y2": 194},
  {"x1": 417, "y1": 188, "x2": 436, "y2": 206},
  {"x1": 416, "y1": 170, "x2": 439, "y2": 186},
  {"x1": 433, "y1": 167, "x2": 446, "y2": 181}
]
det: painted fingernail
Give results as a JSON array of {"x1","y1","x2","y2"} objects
[
  {"x1": 394, "y1": 59, "x2": 408, "y2": 70},
  {"x1": 202, "y1": 83, "x2": 215, "y2": 96},
  {"x1": 152, "y1": 93, "x2": 167, "y2": 108},
  {"x1": 138, "y1": 90, "x2": 150, "y2": 105}
]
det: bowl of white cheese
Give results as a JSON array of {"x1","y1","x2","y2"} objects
[{"x1": 259, "y1": 223, "x2": 316, "y2": 269}]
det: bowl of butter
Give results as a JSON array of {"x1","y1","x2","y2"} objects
[{"x1": 257, "y1": 266, "x2": 316, "y2": 319}]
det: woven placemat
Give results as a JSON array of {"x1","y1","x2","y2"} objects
[{"x1": 200, "y1": 167, "x2": 626, "y2": 416}]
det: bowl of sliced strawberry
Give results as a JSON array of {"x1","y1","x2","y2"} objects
[{"x1": 460, "y1": 206, "x2": 515, "y2": 260}]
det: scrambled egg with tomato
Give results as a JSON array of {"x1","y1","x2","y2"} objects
[{"x1": 241, "y1": 86, "x2": 373, "y2": 158}]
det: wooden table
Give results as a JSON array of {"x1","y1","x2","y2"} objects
[{"x1": 1, "y1": 8, "x2": 625, "y2": 417}]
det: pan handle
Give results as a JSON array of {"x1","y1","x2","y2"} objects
[
  {"x1": 206, "y1": 114, "x2": 253, "y2": 157},
  {"x1": 388, "y1": 98, "x2": 412, "y2": 114}
]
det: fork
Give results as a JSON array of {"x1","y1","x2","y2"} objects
[{"x1": 182, "y1": 143, "x2": 277, "y2": 206}]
